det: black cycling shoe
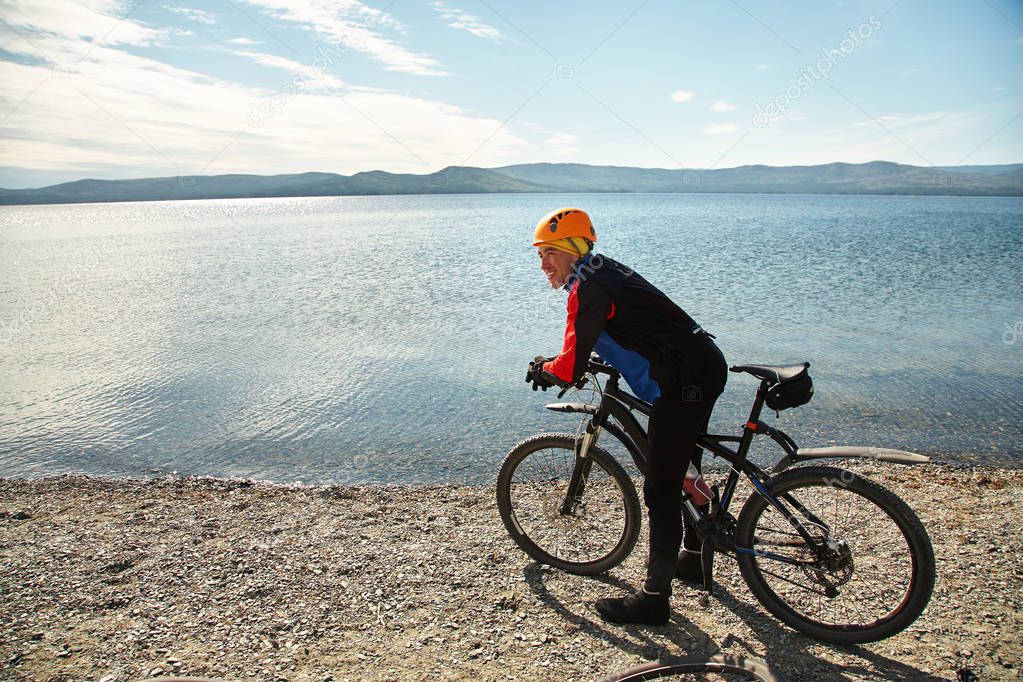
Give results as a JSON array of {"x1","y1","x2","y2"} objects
[
  {"x1": 595, "y1": 590, "x2": 670, "y2": 625},
  {"x1": 674, "y1": 550, "x2": 703, "y2": 585}
]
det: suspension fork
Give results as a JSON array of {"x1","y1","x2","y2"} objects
[{"x1": 559, "y1": 410, "x2": 605, "y2": 515}]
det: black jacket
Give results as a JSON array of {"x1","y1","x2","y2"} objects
[{"x1": 542, "y1": 253, "x2": 723, "y2": 401}]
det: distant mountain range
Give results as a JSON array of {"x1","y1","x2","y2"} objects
[{"x1": 2, "y1": 161, "x2": 1021, "y2": 205}]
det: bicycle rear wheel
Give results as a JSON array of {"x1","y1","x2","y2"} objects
[
  {"x1": 735, "y1": 466, "x2": 935, "y2": 643},
  {"x1": 496, "y1": 432, "x2": 641, "y2": 575},
  {"x1": 597, "y1": 654, "x2": 782, "y2": 681}
]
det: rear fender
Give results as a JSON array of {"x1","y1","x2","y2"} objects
[{"x1": 772, "y1": 446, "x2": 931, "y2": 474}]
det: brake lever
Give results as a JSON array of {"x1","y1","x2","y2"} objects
[{"x1": 556, "y1": 376, "x2": 589, "y2": 399}]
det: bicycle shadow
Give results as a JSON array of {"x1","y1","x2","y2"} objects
[
  {"x1": 705, "y1": 579, "x2": 949, "y2": 681},
  {"x1": 521, "y1": 561, "x2": 947, "y2": 681}
]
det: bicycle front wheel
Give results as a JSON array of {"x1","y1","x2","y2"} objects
[
  {"x1": 496, "y1": 432, "x2": 642, "y2": 575},
  {"x1": 735, "y1": 466, "x2": 935, "y2": 644}
]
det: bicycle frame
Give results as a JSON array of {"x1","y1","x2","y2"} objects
[{"x1": 546, "y1": 363, "x2": 836, "y2": 569}]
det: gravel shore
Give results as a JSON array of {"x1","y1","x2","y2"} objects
[{"x1": 2, "y1": 462, "x2": 1021, "y2": 681}]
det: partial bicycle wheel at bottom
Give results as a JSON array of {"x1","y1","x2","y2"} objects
[
  {"x1": 496, "y1": 432, "x2": 642, "y2": 575},
  {"x1": 596, "y1": 654, "x2": 783, "y2": 682}
]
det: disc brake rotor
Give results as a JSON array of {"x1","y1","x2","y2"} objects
[
  {"x1": 543, "y1": 490, "x2": 583, "y2": 528},
  {"x1": 799, "y1": 537, "x2": 854, "y2": 589}
]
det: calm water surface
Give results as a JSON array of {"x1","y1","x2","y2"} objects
[{"x1": 1, "y1": 193, "x2": 1021, "y2": 483}]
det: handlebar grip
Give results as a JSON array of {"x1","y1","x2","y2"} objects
[{"x1": 586, "y1": 357, "x2": 619, "y2": 376}]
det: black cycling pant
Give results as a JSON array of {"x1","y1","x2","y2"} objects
[{"x1": 642, "y1": 341, "x2": 727, "y2": 596}]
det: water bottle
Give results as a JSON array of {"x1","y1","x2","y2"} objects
[{"x1": 683, "y1": 462, "x2": 711, "y2": 506}]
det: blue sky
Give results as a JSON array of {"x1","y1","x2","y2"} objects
[{"x1": 0, "y1": 0, "x2": 1021, "y2": 188}]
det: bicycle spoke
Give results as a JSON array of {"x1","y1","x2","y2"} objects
[
  {"x1": 756, "y1": 565, "x2": 832, "y2": 596},
  {"x1": 756, "y1": 525, "x2": 804, "y2": 537}
]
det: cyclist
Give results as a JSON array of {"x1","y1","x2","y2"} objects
[{"x1": 526, "y1": 208, "x2": 728, "y2": 625}]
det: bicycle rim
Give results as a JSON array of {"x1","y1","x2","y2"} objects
[
  {"x1": 736, "y1": 466, "x2": 933, "y2": 642},
  {"x1": 597, "y1": 654, "x2": 782, "y2": 682}
]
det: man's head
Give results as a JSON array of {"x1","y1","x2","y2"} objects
[
  {"x1": 537, "y1": 243, "x2": 582, "y2": 288},
  {"x1": 533, "y1": 208, "x2": 596, "y2": 289}
]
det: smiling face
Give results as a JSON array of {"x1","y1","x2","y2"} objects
[{"x1": 537, "y1": 245, "x2": 578, "y2": 289}]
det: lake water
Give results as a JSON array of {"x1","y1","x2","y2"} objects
[{"x1": 1, "y1": 193, "x2": 1021, "y2": 484}]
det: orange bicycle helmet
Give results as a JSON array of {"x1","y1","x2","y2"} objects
[{"x1": 532, "y1": 208, "x2": 597, "y2": 246}]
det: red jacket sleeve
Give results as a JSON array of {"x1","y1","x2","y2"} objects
[{"x1": 543, "y1": 279, "x2": 613, "y2": 384}]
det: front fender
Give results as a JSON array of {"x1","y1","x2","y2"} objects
[
  {"x1": 772, "y1": 446, "x2": 931, "y2": 474},
  {"x1": 544, "y1": 402, "x2": 597, "y2": 415}
]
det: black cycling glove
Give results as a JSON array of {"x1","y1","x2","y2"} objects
[{"x1": 526, "y1": 355, "x2": 556, "y2": 391}]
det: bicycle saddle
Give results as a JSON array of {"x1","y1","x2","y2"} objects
[{"x1": 730, "y1": 362, "x2": 809, "y2": 383}]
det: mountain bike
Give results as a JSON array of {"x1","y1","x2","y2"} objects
[{"x1": 496, "y1": 356, "x2": 935, "y2": 644}]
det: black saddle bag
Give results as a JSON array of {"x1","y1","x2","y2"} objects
[{"x1": 764, "y1": 371, "x2": 814, "y2": 410}]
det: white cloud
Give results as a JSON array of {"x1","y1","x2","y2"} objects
[
  {"x1": 710, "y1": 100, "x2": 736, "y2": 112},
  {"x1": 0, "y1": 3, "x2": 528, "y2": 179},
  {"x1": 0, "y1": 0, "x2": 165, "y2": 47},
  {"x1": 227, "y1": 49, "x2": 344, "y2": 90},
  {"x1": 842, "y1": 110, "x2": 989, "y2": 164},
  {"x1": 241, "y1": 0, "x2": 447, "y2": 76},
  {"x1": 227, "y1": 37, "x2": 261, "y2": 45},
  {"x1": 671, "y1": 89, "x2": 694, "y2": 102},
  {"x1": 755, "y1": 64, "x2": 767, "y2": 71},
  {"x1": 993, "y1": 85, "x2": 1006, "y2": 92},
  {"x1": 168, "y1": 7, "x2": 217, "y2": 25},
  {"x1": 851, "y1": 112, "x2": 940, "y2": 129},
  {"x1": 432, "y1": 1, "x2": 501, "y2": 42},
  {"x1": 827, "y1": 110, "x2": 990, "y2": 165},
  {"x1": 546, "y1": 133, "x2": 577, "y2": 145},
  {"x1": 543, "y1": 132, "x2": 578, "y2": 157},
  {"x1": 901, "y1": 67, "x2": 920, "y2": 76},
  {"x1": 704, "y1": 123, "x2": 738, "y2": 135}
]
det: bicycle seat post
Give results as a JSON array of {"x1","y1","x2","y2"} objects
[{"x1": 733, "y1": 379, "x2": 771, "y2": 461}]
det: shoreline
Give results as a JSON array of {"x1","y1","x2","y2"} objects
[
  {"x1": 4, "y1": 451, "x2": 1023, "y2": 490},
  {"x1": 2, "y1": 462, "x2": 1021, "y2": 681}
]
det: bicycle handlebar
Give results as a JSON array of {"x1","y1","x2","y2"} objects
[{"x1": 586, "y1": 354, "x2": 620, "y2": 377}]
